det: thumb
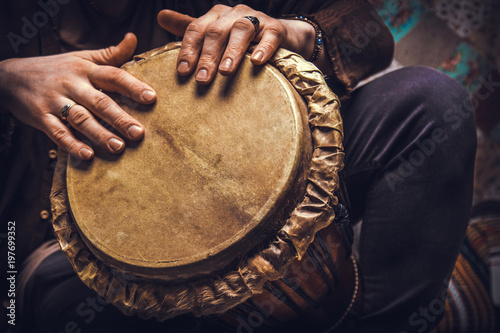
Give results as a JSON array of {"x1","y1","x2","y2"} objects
[
  {"x1": 77, "y1": 33, "x2": 137, "y2": 66},
  {"x1": 157, "y1": 9, "x2": 194, "y2": 37}
]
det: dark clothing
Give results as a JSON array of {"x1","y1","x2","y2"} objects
[{"x1": 342, "y1": 66, "x2": 476, "y2": 332}]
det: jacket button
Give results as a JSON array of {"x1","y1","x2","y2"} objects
[
  {"x1": 40, "y1": 210, "x2": 50, "y2": 220},
  {"x1": 48, "y1": 149, "x2": 57, "y2": 159}
]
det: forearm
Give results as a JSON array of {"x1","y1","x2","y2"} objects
[
  {"x1": 0, "y1": 59, "x2": 15, "y2": 115},
  {"x1": 279, "y1": 19, "x2": 333, "y2": 76}
]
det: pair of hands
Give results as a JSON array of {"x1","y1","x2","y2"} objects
[{"x1": 0, "y1": 5, "x2": 320, "y2": 160}]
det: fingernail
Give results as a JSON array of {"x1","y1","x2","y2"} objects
[
  {"x1": 141, "y1": 90, "x2": 156, "y2": 102},
  {"x1": 196, "y1": 68, "x2": 208, "y2": 81},
  {"x1": 128, "y1": 125, "x2": 143, "y2": 139},
  {"x1": 80, "y1": 147, "x2": 93, "y2": 160},
  {"x1": 220, "y1": 58, "x2": 232, "y2": 71},
  {"x1": 253, "y1": 50, "x2": 264, "y2": 62},
  {"x1": 177, "y1": 61, "x2": 189, "y2": 73},
  {"x1": 108, "y1": 138, "x2": 124, "y2": 152}
]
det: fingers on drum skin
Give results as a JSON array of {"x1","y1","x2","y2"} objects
[
  {"x1": 219, "y1": 17, "x2": 258, "y2": 75},
  {"x1": 176, "y1": 20, "x2": 212, "y2": 77},
  {"x1": 176, "y1": 6, "x2": 230, "y2": 77},
  {"x1": 64, "y1": 104, "x2": 126, "y2": 154},
  {"x1": 175, "y1": 3, "x2": 285, "y2": 81},
  {"x1": 194, "y1": 21, "x2": 233, "y2": 84},
  {"x1": 43, "y1": 116, "x2": 94, "y2": 160},
  {"x1": 251, "y1": 23, "x2": 285, "y2": 65},
  {"x1": 88, "y1": 65, "x2": 156, "y2": 104},
  {"x1": 76, "y1": 89, "x2": 145, "y2": 142}
]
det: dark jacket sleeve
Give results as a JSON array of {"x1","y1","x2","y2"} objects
[{"x1": 310, "y1": 0, "x2": 395, "y2": 99}]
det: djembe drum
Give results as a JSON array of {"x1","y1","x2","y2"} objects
[{"x1": 50, "y1": 42, "x2": 359, "y2": 332}]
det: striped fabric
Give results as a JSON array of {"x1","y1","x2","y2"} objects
[{"x1": 436, "y1": 215, "x2": 500, "y2": 333}]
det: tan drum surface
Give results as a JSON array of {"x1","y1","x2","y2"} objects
[{"x1": 66, "y1": 44, "x2": 311, "y2": 278}]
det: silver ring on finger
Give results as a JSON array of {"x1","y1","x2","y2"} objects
[
  {"x1": 60, "y1": 103, "x2": 76, "y2": 122},
  {"x1": 244, "y1": 16, "x2": 260, "y2": 33}
]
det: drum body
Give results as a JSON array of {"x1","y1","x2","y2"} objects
[
  {"x1": 214, "y1": 212, "x2": 358, "y2": 332},
  {"x1": 51, "y1": 43, "x2": 357, "y2": 332}
]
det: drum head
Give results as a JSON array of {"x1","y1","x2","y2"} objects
[{"x1": 66, "y1": 44, "x2": 311, "y2": 279}]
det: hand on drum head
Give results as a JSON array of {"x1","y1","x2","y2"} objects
[
  {"x1": 157, "y1": 4, "x2": 320, "y2": 85},
  {"x1": 0, "y1": 33, "x2": 156, "y2": 160}
]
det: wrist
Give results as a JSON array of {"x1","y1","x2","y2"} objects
[
  {"x1": 0, "y1": 59, "x2": 22, "y2": 115},
  {"x1": 280, "y1": 16, "x2": 332, "y2": 76},
  {"x1": 281, "y1": 15, "x2": 323, "y2": 63},
  {"x1": 279, "y1": 19, "x2": 316, "y2": 60},
  {"x1": 0, "y1": 59, "x2": 13, "y2": 106}
]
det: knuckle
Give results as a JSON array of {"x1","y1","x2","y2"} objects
[
  {"x1": 198, "y1": 52, "x2": 219, "y2": 67},
  {"x1": 92, "y1": 94, "x2": 112, "y2": 112},
  {"x1": 59, "y1": 77, "x2": 75, "y2": 93},
  {"x1": 101, "y1": 47, "x2": 116, "y2": 64},
  {"x1": 94, "y1": 130, "x2": 110, "y2": 146},
  {"x1": 205, "y1": 25, "x2": 225, "y2": 40},
  {"x1": 185, "y1": 21, "x2": 205, "y2": 35},
  {"x1": 225, "y1": 44, "x2": 245, "y2": 57},
  {"x1": 111, "y1": 69, "x2": 129, "y2": 86},
  {"x1": 198, "y1": 49, "x2": 218, "y2": 66},
  {"x1": 178, "y1": 42, "x2": 198, "y2": 59},
  {"x1": 51, "y1": 127, "x2": 69, "y2": 143},
  {"x1": 70, "y1": 108, "x2": 93, "y2": 128},
  {"x1": 212, "y1": 4, "x2": 228, "y2": 11},
  {"x1": 258, "y1": 41, "x2": 277, "y2": 54},
  {"x1": 265, "y1": 23, "x2": 285, "y2": 37},
  {"x1": 233, "y1": 4, "x2": 250, "y2": 11},
  {"x1": 233, "y1": 19, "x2": 253, "y2": 33},
  {"x1": 123, "y1": 81, "x2": 142, "y2": 97},
  {"x1": 67, "y1": 140, "x2": 81, "y2": 155},
  {"x1": 197, "y1": 58, "x2": 216, "y2": 68},
  {"x1": 112, "y1": 114, "x2": 130, "y2": 129}
]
